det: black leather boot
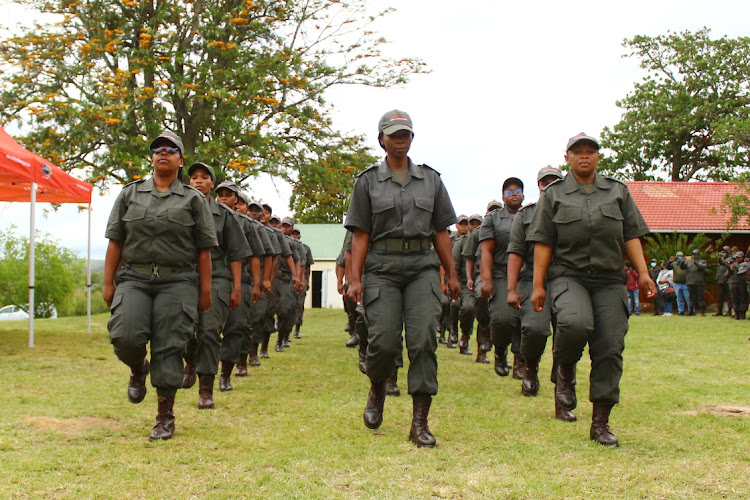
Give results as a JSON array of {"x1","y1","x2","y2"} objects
[
  {"x1": 590, "y1": 401, "x2": 619, "y2": 446},
  {"x1": 219, "y1": 362, "x2": 233, "y2": 392},
  {"x1": 512, "y1": 354, "x2": 524, "y2": 380},
  {"x1": 459, "y1": 331, "x2": 473, "y2": 355},
  {"x1": 128, "y1": 358, "x2": 149, "y2": 404},
  {"x1": 249, "y1": 343, "x2": 261, "y2": 366},
  {"x1": 521, "y1": 358, "x2": 540, "y2": 396},
  {"x1": 198, "y1": 374, "x2": 215, "y2": 409},
  {"x1": 385, "y1": 366, "x2": 401, "y2": 396},
  {"x1": 149, "y1": 393, "x2": 175, "y2": 441},
  {"x1": 260, "y1": 333, "x2": 271, "y2": 358},
  {"x1": 235, "y1": 353, "x2": 248, "y2": 377},
  {"x1": 494, "y1": 348, "x2": 509, "y2": 377},
  {"x1": 447, "y1": 328, "x2": 458, "y2": 348},
  {"x1": 363, "y1": 382, "x2": 386, "y2": 429},
  {"x1": 182, "y1": 353, "x2": 197, "y2": 389},
  {"x1": 294, "y1": 325, "x2": 301, "y2": 339},
  {"x1": 555, "y1": 363, "x2": 577, "y2": 421},
  {"x1": 409, "y1": 395, "x2": 436, "y2": 448}
]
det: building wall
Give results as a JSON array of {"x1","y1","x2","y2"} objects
[{"x1": 304, "y1": 260, "x2": 344, "y2": 309}]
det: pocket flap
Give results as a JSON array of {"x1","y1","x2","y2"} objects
[
  {"x1": 552, "y1": 207, "x2": 582, "y2": 224},
  {"x1": 168, "y1": 208, "x2": 196, "y2": 226},
  {"x1": 371, "y1": 197, "x2": 395, "y2": 214},
  {"x1": 414, "y1": 197, "x2": 434, "y2": 212},
  {"x1": 601, "y1": 203, "x2": 624, "y2": 220}
]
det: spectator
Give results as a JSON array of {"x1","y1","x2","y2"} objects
[
  {"x1": 714, "y1": 246, "x2": 732, "y2": 317},
  {"x1": 657, "y1": 261, "x2": 674, "y2": 316},
  {"x1": 683, "y1": 248, "x2": 707, "y2": 316},
  {"x1": 671, "y1": 252, "x2": 690, "y2": 315},
  {"x1": 729, "y1": 251, "x2": 748, "y2": 320},
  {"x1": 648, "y1": 258, "x2": 664, "y2": 315},
  {"x1": 625, "y1": 262, "x2": 640, "y2": 315}
]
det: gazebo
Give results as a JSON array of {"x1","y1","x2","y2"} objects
[{"x1": 0, "y1": 126, "x2": 93, "y2": 346}]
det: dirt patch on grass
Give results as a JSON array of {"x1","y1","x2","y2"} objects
[
  {"x1": 22, "y1": 416, "x2": 125, "y2": 435},
  {"x1": 679, "y1": 405, "x2": 750, "y2": 417}
]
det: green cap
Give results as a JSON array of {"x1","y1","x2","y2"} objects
[
  {"x1": 456, "y1": 214, "x2": 468, "y2": 224},
  {"x1": 187, "y1": 162, "x2": 216, "y2": 183},
  {"x1": 566, "y1": 132, "x2": 599, "y2": 151},
  {"x1": 150, "y1": 131, "x2": 184, "y2": 153},
  {"x1": 378, "y1": 110, "x2": 413, "y2": 135},
  {"x1": 537, "y1": 165, "x2": 563, "y2": 182},
  {"x1": 216, "y1": 180, "x2": 239, "y2": 194}
]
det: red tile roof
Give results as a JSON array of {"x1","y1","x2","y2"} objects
[{"x1": 626, "y1": 181, "x2": 750, "y2": 232}]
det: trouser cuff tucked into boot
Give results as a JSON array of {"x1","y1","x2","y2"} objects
[
  {"x1": 409, "y1": 395, "x2": 436, "y2": 448},
  {"x1": 385, "y1": 366, "x2": 401, "y2": 396},
  {"x1": 198, "y1": 374, "x2": 215, "y2": 409},
  {"x1": 521, "y1": 358, "x2": 540, "y2": 396},
  {"x1": 219, "y1": 362, "x2": 234, "y2": 392},
  {"x1": 128, "y1": 358, "x2": 150, "y2": 404},
  {"x1": 149, "y1": 392, "x2": 175, "y2": 441},
  {"x1": 590, "y1": 401, "x2": 619, "y2": 446},
  {"x1": 363, "y1": 381, "x2": 386, "y2": 429}
]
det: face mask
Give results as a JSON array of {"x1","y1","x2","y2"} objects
[
  {"x1": 677, "y1": 257, "x2": 683, "y2": 262},
  {"x1": 650, "y1": 262, "x2": 656, "y2": 267}
]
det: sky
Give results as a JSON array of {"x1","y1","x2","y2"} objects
[{"x1": 2, "y1": 0, "x2": 750, "y2": 259}]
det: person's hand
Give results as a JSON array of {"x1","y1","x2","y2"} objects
[
  {"x1": 198, "y1": 289, "x2": 212, "y2": 313},
  {"x1": 448, "y1": 276, "x2": 461, "y2": 301},
  {"x1": 441, "y1": 282, "x2": 447, "y2": 295},
  {"x1": 337, "y1": 280, "x2": 345, "y2": 296},
  {"x1": 347, "y1": 279, "x2": 363, "y2": 306},
  {"x1": 251, "y1": 284, "x2": 261, "y2": 303},
  {"x1": 507, "y1": 287, "x2": 521, "y2": 310},
  {"x1": 467, "y1": 278, "x2": 474, "y2": 291},
  {"x1": 639, "y1": 274, "x2": 657, "y2": 298},
  {"x1": 530, "y1": 285, "x2": 546, "y2": 312},
  {"x1": 263, "y1": 279, "x2": 272, "y2": 296},
  {"x1": 480, "y1": 280, "x2": 494, "y2": 300},
  {"x1": 103, "y1": 284, "x2": 115, "y2": 308},
  {"x1": 229, "y1": 287, "x2": 241, "y2": 310}
]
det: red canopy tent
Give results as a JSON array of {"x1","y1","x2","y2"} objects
[{"x1": 0, "y1": 126, "x2": 93, "y2": 346}]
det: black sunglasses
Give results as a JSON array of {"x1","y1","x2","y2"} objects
[{"x1": 151, "y1": 146, "x2": 180, "y2": 155}]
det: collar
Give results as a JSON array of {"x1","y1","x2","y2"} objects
[
  {"x1": 563, "y1": 172, "x2": 610, "y2": 194},
  {"x1": 376, "y1": 158, "x2": 424, "y2": 181},
  {"x1": 138, "y1": 176, "x2": 186, "y2": 196}
]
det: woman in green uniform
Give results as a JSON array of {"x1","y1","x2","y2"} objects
[
  {"x1": 103, "y1": 132, "x2": 217, "y2": 441},
  {"x1": 528, "y1": 133, "x2": 656, "y2": 446},
  {"x1": 346, "y1": 110, "x2": 460, "y2": 448}
]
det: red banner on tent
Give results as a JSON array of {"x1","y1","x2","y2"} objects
[{"x1": 0, "y1": 126, "x2": 92, "y2": 204}]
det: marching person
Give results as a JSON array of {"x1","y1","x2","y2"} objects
[
  {"x1": 528, "y1": 132, "x2": 656, "y2": 446},
  {"x1": 346, "y1": 110, "x2": 460, "y2": 448},
  {"x1": 103, "y1": 131, "x2": 217, "y2": 440}
]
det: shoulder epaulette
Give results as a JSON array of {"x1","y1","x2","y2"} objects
[
  {"x1": 356, "y1": 164, "x2": 379, "y2": 178},
  {"x1": 542, "y1": 178, "x2": 563, "y2": 190},
  {"x1": 604, "y1": 176, "x2": 628, "y2": 187},
  {"x1": 518, "y1": 202, "x2": 537, "y2": 212},
  {"x1": 123, "y1": 178, "x2": 146, "y2": 187},
  {"x1": 183, "y1": 184, "x2": 204, "y2": 196},
  {"x1": 420, "y1": 163, "x2": 440, "y2": 175},
  {"x1": 217, "y1": 202, "x2": 234, "y2": 213}
]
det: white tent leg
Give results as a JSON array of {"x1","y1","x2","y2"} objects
[
  {"x1": 28, "y1": 182, "x2": 36, "y2": 348},
  {"x1": 87, "y1": 203, "x2": 92, "y2": 333}
]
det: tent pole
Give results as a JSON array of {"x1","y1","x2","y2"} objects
[
  {"x1": 28, "y1": 182, "x2": 36, "y2": 347},
  {"x1": 87, "y1": 203, "x2": 92, "y2": 333}
]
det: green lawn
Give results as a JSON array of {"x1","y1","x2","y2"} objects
[{"x1": 1, "y1": 310, "x2": 749, "y2": 499}]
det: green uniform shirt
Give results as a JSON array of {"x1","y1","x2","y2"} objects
[
  {"x1": 208, "y1": 198, "x2": 252, "y2": 277},
  {"x1": 684, "y1": 258, "x2": 707, "y2": 285},
  {"x1": 452, "y1": 234, "x2": 467, "y2": 286},
  {"x1": 478, "y1": 206, "x2": 516, "y2": 279},
  {"x1": 237, "y1": 214, "x2": 269, "y2": 258},
  {"x1": 507, "y1": 202, "x2": 537, "y2": 281},
  {"x1": 672, "y1": 262, "x2": 688, "y2": 284},
  {"x1": 336, "y1": 230, "x2": 352, "y2": 267},
  {"x1": 302, "y1": 242, "x2": 314, "y2": 266},
  {"x1": 264, "y1": 225, "x2": 282, "y2": 256},
  {"x1": 105, "y1": 177, "x2": 217, "y2": 267},
  {"x1": 461, "y1": 229, "x2": 481, "y2": 280},
  {"x1": 526, "y1": 173, "x2": 650, "y2": 277},
  {"x1": 344, "y1": 158, "x2": 456, "y2": 240},
  {"x1": 275, "y1": 230, "x2": 298, "y2": 279}
]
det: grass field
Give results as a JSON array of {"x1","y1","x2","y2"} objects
[{"x1": 1, "y1": 309, "x2": 749, "y2": 499}]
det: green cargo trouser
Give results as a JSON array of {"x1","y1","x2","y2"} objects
[
  {"x1": 272, "y1": 278, "x2": 296, "y2": 337},
  {"x1": 517, "y1": 279, "x2": 552, "y2": 362},
  {"x1": 549, "y1": 274, "x2": 629, "y2": 403},
  {"x1": 108, "y1": 269, "x2": 198, "y2": 392},
  {"x1": 362, "y1": 250, "x2": 442, "y2": 396},
  {"x1": 459, "y1": 285, "x2": 475, "y2": 333},
  {"x1": 473, "y1": 278, "x2": 490, "y2": 329},
  {"x1": 248, "y1": 294, "x2": 268, "y2": 346},
  {"x1": 295, "y1": 289, "x2": 307, "y2": 327},
  {"x1": 488, "y1": 277, "x2": 521, "y2": 359},
  {"x1": 195, "y1": 276, "x2": 232, "y2": 375},
  {"x1": 220, "y1": 281, "x2": 252, "y2": 364}
]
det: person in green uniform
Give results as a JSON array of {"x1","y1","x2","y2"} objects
[
  {"x1": 464, "y1": 212, "x2": 493, "y2": 367},
  {"x1": 346, "y1": 109, "x2": 460, "y2": 448},
  {"x1": 236, "y1": 197, "x2": 277, "y2": 367},
  {"x1": 506, "y1": 166, "x2": 565, "y2": 403},
  {"x1": 447, "y1": 215, "x2": 468, "y2": 350},
  {"x1": 292, "y1": 228, "x2": 314, "y2": 339},
  {"x1": 259, "y1": 205, "x2": 288, "y2": 357},
  {"x1": 337, "y1": 230, "x2": 361, "y2": 348},
  {"x1": 275, "y1": 216, "x2": 304, "y2": 349},
  {"x1": 528, "y1": 132, "x2": 656, "y2": 446},
  {"x1": 180, "y1": 166, "x2": 252, "y2": 409},
  {"x1": 479, "y1": 178, "x2": 526, "y2": 381},
  {"x1": 212, "y1": 181, "x2": 262, "y2": 392},
  {"x1": 103, "y1": 131, "x2": 217, "y2": 441}
]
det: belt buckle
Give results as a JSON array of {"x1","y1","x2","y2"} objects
[
  {"x1": 402, "y1": 239, "x2": 409, "y2": 253},
  {"x1": 152, "y1": 264, "x2": 160, "y2": 277}
]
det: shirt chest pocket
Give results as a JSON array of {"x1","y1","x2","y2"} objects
[
  {"x1": 598, "y1": 203, "x2": 624, "y2": 236},
  {"x1": 552, "y1": 206, "x2": 584, "y2": 245},
  {"x1": 413, "y1": 197, "x2": 434, "y2": 232},
  {"x1": 122, "y1": 204, "x2": 147, "y2": 222},
  {"x1": 167, "y1": 208, "x2": 196, "y2": 227},
  {"x1": 371, "y1": 196, "x2": 396, "y2": 236}
]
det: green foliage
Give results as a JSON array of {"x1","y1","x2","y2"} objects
[
  {"x1": 0, "y1": 0, "x2": 425, "y2": 217},
  {"x1": 600, "y1": 29, "x2": 750, "y2": 181},
  {"x1": 718, "y1": 182, "x2": 750, "y2": 229},
  {"x1": 642, "y1": 231, "x2": 725, "y2": 266},
  {"x1": 0, "y1": 226, "x2": 85, "y2": 317}
]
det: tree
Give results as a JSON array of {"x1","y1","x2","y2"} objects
[
  {"x1": 0, "y1": 0, "x2": 424, "y2": 213},
  {"x1": 641, "y1": 232, "x2": 724, "y2": 275},
  {"x1": 599, "y1": 29, "x2": 750, "y2": 182},
  {"x1": 0, "y1": 226, "x2": 85, "y2": 317}
]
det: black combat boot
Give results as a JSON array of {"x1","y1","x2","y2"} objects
[
  {"x1": 249, "y1": 343, "x2": 261, "y2": 366},
  {"x1": 521, "y1": 358, "x2": 540, "y2": 396},
  {"x1": 219, "y1": 362, "x2": 234, "y2": 392},
  {"x1": 149, "y1": 393, "x2": 175, "y2": 441},
  {"x1": 447, "y1": 328, "x2": 458, "y2": 348},
  {"x1": 512, "y1": 354, "x2": 524, "y2": 380},
  {"x1": 385, "y1": 366, "x2": 401, "y2": 396},
  {"x1": 363, "y1": 381, "x2": 386, "y2": 429},
  {"x1": 260, "y1": 333, "x2": 271, "y2": 358},
  {"x1": 459, "y1": 331, "x2": 473, "y2": 355},
  {"x1": 128, "y1": 358, "x2": 149, "y2": 404},
  {"x1": 590, "y1": 401, "x2": 619, "y2": 446},
  {"x1": 554, "y1": 363, "x2": 577, "y2": 422},
  {"x1": 198, "y1": 374, "x2": 215, "y2": 409},
  {"x1": 294, "y1": 325, "x2": 301, "y2": 339},
  {"x1": 182, "y1": 351, "x2": 197, "y2": 389},
  {"x1": 494, "y1": 347, "x2": 510, "y2": 377},
  {"x1": 409, "y1": 395, "x2": 436, "y2": 448},
  {"x1": 235, "y1": 353, "x2": 248, "y2": 377}
]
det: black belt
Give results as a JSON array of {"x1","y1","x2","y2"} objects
[
  {"x1": 370, "y1": 238, "x2": 431, "y2": 253},
  {"x1": 125, "y1": 263, "x2": 196, "y2": 277}
]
